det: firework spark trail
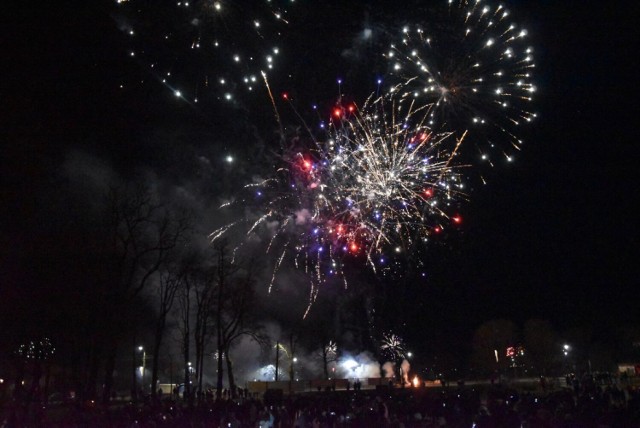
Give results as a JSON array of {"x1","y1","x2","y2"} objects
[
  {"x1": 209, "y1": 221, "x2": 240, "y2": 242},
  {"x1": 268, "y1": 248, "x2": 288, "y2": 294},
  {"x1": 247, "y1": 212, "x2": 271, "y2": 236},
  {"x1": 267, "y1": 217, "x2": 289, "y2": 253},
  {"x1": 262, "y1": 71, "x2": 284, "y2": 139}
]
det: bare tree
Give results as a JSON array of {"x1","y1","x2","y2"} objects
[
  {"x1": 150, "y1": 264, "x2": 184, "y2": 400},
  {"x1": 269, "y1": 334, "x2": 298, "y2": 390},
  {"x1": 94, "y1": 184, "x2": 190, "y2": 403},
  {"x1": 287, "y1": 332, "x2": 300, "y2": 385},
  {"x1": 223, "y1": 294, "x2": 269, "y2": 396},
  {"x1": 211, "y1": 241, "x2": 265, "y2": 398},
  {"x1": 192, "y1": 263, "x2": 215, "y2": 396},
  {"x1": 303, "y1": 305, "x2": 338, "y2": 380},
  {"x1": 214, "y1": 241, "x2": 237, "y2": 399},
  {"x1": 175, "y1": 260, "x2": 193, "y2": 402},
  {"x1": 319, "y1": 340, "x2": 337, "y2": 380},
  {"x1": 172, "y1": 248, "x2": 220, "y2": 402},
  {"x1": 274, "y1": 341, "x2": 281, "y2": 382}
]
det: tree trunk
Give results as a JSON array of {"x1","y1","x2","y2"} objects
[
  {"x1": 131, "y1": 342, "x2": 138, "y2": 402},
  {"x1": 151, "y1": 319, "x2": 166, "y2": 400},
  {"x1": 183, "y1": 340, "x2": 190, "y2": 403},
  {"x1": 13, "y1": 358, "x2": 26, "y2": 401},
  {"x1": 102, "y1": 339, "x2": 118, "y2": 404},
  {"x1": 289, "y1": 333, "x2": 296, "y2": 390},
  {"x1": 196, "y1": 325, "x2": 205, "y2": 395},
  {"x1": 225, "y1": 348, "x2": 235, "y2": 398},
  {"x1": 43, "y1": 362, "x2": 52, "y2": 404},
  {"x1": 216, "y1": 339, "x2": 224, "y2": 399},
  {"x1": 99, "y1": 300, "x2": 118, "y2": 404},
  {"x1": 323, "y1": 350, "x2": 329, "y2": 380},
  {"x1": 194, "y1": 320, "x2": 206, "y2": 395},
  {"x1": 84, "y1": 342, "x2": 100, "y2": 401},
  {"x1": 27, "y1": 361, "x2": 43, "y2": 403},
  {"x1": 216, "y1": 248, "x2": 225, "y2": 400},
  {"x1": 275, "y1": 341, "x2": 280, "y2": 382}
]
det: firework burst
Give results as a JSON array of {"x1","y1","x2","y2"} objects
[
  {"x1": 312, "y1": 87, "x2": 466, "y2": 268},
  {"x1": 115, "y1": 0, "x2": 294, "y2": 104},
  {"x1": 211, "y1": 87, "x2": 466, "y2": 316},
  {"x1": 380, "y1": 332, "x2": 406, "y2": 361},
  {"x1": 16, "y1": 337, "x2": 55, "y2": 361},
  {"x1": 324, "y1": 340, "x2": 338, "y2": 359},
  {"x1": 385, "y1": 0, "x2": 537, "y2": 166},
  {"x1": 207, "y1": 1, "x2": 538, "y2": 316}
]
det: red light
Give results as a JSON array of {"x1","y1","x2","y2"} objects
[
  {"x1": 303, "y1": 160, "x2": 312, "y2": 170},
  {"x1": 333, "y1": 108, "x2": 342, "y2": 118},
  {"x1": 452, "y1": 215, "x2": 462, "y2": 224},
  {"x1": 337, "y1": 225, "x2": 344, "y2": 233},
  {"x1": 424, "y1": 189, "x2": 434, "y2": 198},
  {"x1": 349, "y1": 243, "x2": 358, "y2": 252},
  {"x1": 433, "y1": 226, "x2": 441, "y2": 234},
  {"x1": 348, "y1": 105, "x2": 355, "y2": 113},
  {"x1": 282, "y1": 93, "x2": 289, "y2": 100}
]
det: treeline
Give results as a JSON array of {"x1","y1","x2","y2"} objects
[
  {"x1": 456, "y1": 318, "x2": 640, "y2": 379},
  {"x1": 0, "y1": 181, "x2": 267, "y2": 405}
]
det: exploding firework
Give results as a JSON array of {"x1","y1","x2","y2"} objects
[
  {"x1": 115, "y1": 0, "x2": 294, "y2": 104},
  {"x1": 208, "y1": 1, "x2": 538, "y2": 316},
  {"x1": 16, "y1": 337, "x2": 55, "y2": 361},
  {"x1": 384, "y1": 0, "x2": 537, "y2": 166},
  {"x1": 380, "y1": 332, "x2": 406, "y2": 360},
  {"x1": 310, "y1": 87, "x2": 466, "y2": 266},
  {"x1": 324, "y1": 340, "x2": 337, "y2": 359},
  {"x1": 211, "y1": 86, "x2": 466, "y2": 316}
]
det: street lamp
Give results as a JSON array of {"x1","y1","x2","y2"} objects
[
  {"x1": 292, "y1": 358, "x2": 298, "y2": 382},
  {"x1": 561, "y1": 343, "x2": 573, "y2": 376},
  {"x1": 138, "y1": 346, "x2": 146, "y2": 393}
]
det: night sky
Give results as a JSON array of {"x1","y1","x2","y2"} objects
[{"x1": 2, "y1": 0, "x2": 638, "y2": 364}]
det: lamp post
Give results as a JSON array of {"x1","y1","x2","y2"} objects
[
  {"x1": 138, "y1": 346, "x2": 146, "y2": 394},
  {"x1": 562, "y1": 344, "x2": 571, "y2": 376},
  {"x1": 292, "y1": 357, "x2": 298, "y2": 380}
]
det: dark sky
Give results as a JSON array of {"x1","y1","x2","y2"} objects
[{"x1": 2, "y1": 0, "x2": 638, "y2": 358}]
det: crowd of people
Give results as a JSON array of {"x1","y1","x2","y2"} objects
[{"x1": 2, "y1": 374, "x2": 640, "y2": 427}]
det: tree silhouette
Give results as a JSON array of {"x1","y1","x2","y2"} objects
[
  {"x1": 96, "y1": 184, "x2": 191, "y2": 403},
  {"x1": 212, "y1": 241, "x2": 265, "y2": 398}
]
